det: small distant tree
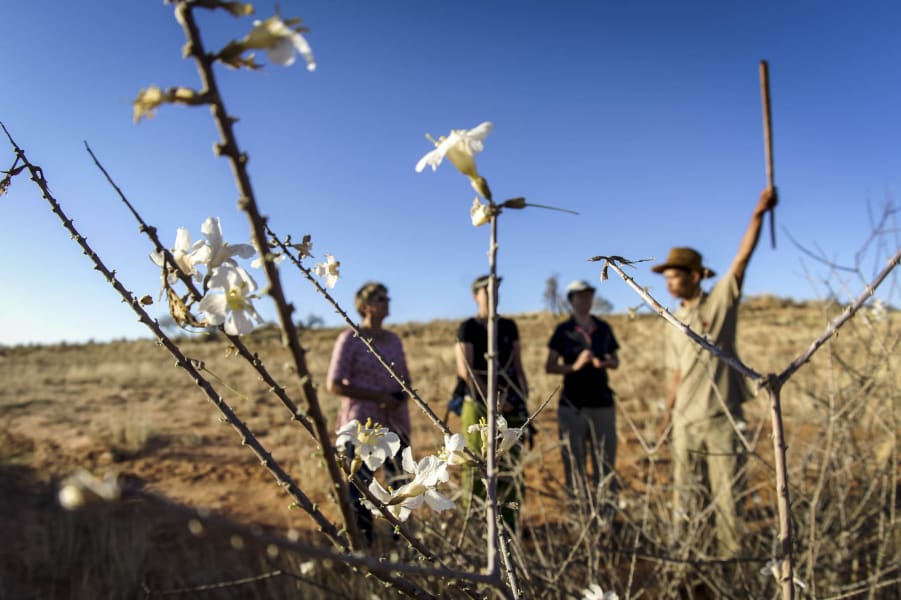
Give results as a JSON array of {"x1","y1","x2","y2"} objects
[
  {"x1": 297, "y1": 313, "x2": 325, "y2": 330},
  {"x1": 545, "y1": 274, "x2": 613, "y2": 315},
  {"x1": 592, "y1": 295, "x2": 613, "y2": 314},
  {"x1": 543, "y1": 274, "x2": 566, "y2": 315}
]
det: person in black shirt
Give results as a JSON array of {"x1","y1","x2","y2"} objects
[
  {"x1": 456, "y1": 274, "x2": 529, "y2": 530},
  {"x1": 546, "y1": 280, "x2": 620, "y2": 498}
]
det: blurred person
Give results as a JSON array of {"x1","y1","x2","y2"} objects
[
  {"x1": 654, "y1": 187, "x2": 778, "y2": 558},
  {"x1": 455, "y1": 274, "x2": 530, "y2": 531},
  {"x1": 545, "y1": 280, "x2": 620, "y2": 501},
  {"x1": 327, "y1": 281, "x2": 410, "y2": 544}
]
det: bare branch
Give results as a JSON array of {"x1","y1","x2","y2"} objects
[
  {"x1": 777, "y1": 245, "x2": 901, "y2": 383},
  {"x1": 589, "y1": 255, "x2": 763, "y2": 382}
]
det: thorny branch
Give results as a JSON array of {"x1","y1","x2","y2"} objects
[
  {"x1": 0, "y1": 121, "x2": 348, "y2": 550},
  {"x1": 777, "y1": 245, "x2": 901, "y2": 384},
  {"x1": 588, "y1": 256, "x2": 763, "y2": 383},
  {"x1": 172, "y1": 0, "x2": 363, "y2": 552},
  {"x1": 591, "y1": 252, "x2": 901, "y2": 600},
  {"x1": 83, "y1": 142, "x2": 319, "y2": 439},
  {"x1": 261, "y1": 226, "x2": 482, "y2": 464},
  {"x1": 84, "y1": 141, "x2": 483, "y2": 572}
]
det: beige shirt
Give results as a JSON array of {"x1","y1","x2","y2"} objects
[{"x1": 665, "y1": 268, "x2": 750, "y2": 425}]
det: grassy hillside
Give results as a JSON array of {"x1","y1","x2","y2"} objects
[{"x1": 1, "y1": 297, "x2": 898, "y2": 598}]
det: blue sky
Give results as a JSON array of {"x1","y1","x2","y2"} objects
[{"x1": 1, "y1": 1, "x2": 899, "y2": 345}]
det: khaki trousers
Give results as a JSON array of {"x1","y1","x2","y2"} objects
[
  {"x1": 557, "y1": 403, "x2": 617, "y2": 495},
  {"x1": 671, "y1": 414, "x2": 743, "y2": 557}
]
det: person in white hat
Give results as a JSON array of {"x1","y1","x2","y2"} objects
[
  {"x1": 653, "y1": 187, "x2": 777, "y2": 558},
  {"x1": 545, "y1": 279, "x2": 620, "y2": 500}
]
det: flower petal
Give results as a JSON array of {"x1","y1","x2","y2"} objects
[
  {"x1": 423, "y1": 489, "x2": 455, "y2": 512},
  {"x1": 228, "y1": 307, "x2": 256, "y2": 335},
  {"x1": 267, "y1": 38, "x2": 296, "y2": 66},
  {"x1": 401, "y1": 446, "x2": 416, "y2": 474},
  {"x1": 415, "y1": 147, "x2": 445, "y2": 172},
  {"x1": 198, "y1": 294, "x2": 227, "y2": 325},
  {"x1": 174, "y1": 227, "x2": 191, "y2": 253},
  {"x1": 291, "y1": 31, "x2": 316, "y2": 71}
]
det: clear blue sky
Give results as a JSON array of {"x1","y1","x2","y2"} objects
[{"x1": 2, "y1": 1, "x2": 899, "y2": 345}]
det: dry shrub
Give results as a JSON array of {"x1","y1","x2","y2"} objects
[{"x1": 2, "y1": 300, "x2": 898, "y2": 597}]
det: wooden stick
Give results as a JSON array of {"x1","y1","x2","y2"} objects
[{"x1": 759, "y1": 60, "x2": 777, "y2": 248}]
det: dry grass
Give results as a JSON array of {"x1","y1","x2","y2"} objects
[{"x1": 1, "y1": 297, "x2": 898, "y2": 598}]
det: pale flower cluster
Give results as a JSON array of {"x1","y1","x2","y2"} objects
[
  {"x1": 335, "y1": 419, "x2": 522, "y2": 524},
  {"x1": 151, "y1": 218, "x2": 337, "y2": 335},
  {"x1": 366, "y1": 447, "x2": 455, "y2": 522},
  {"x1": 338, "y1": 420, "x2": 465, "y2": 523},
  {"x1": 151, "y1": 217, "x2": 260, "y2": 335},
  {"x1": 312, "y1": 253, "x2": 340, "y2": 288}
]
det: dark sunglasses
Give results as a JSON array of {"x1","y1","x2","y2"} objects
[{"x1": 370, "y1": 296, "x2": 390, "y2": 303}]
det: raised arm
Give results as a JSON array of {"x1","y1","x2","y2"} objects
[{"x1": 730, "y1": 187, "x2": 778, "y2": 287}]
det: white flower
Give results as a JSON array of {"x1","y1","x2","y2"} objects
[
  {"x1": 367, "y1": 479, "x2": 416, "y2": 521},
  {"x1": 336, "y1": 419, "x2": 401, "y2": 473},
  {"x1": 197, "y1": 264, "x2": 263, "y2": 335},
  {"x1": 439, "y1": 433, "x2": 469, "y2": 466},
  {"x1": 759, "y1": 559, "x2": 807, "y2": 590},
  {"x1": 870, "y1": 298, "x2": 889, "y2": 321},
  {"x1": 200, "y1": 217, "x2": 256, "y2": 269},
  {"x1": 581, "y1": 582, "x2": 619, "y2": 600},
  {"x1": 497, "y1": 418, "x2": 524, "y2": 455},
  {"x1": 415, "y1": 122, "x2": 492, "y2": 178},
  {"x1": 467, "y1": 415, "x2": 524, "y2": 457},
  {"x1": 313, "y1": 253, "x2": 340, "y2": 288},
  {"x1": 243, "y1": 15, "x2": 316, "y2": 71},
  {"x1": 366, "y1": 447, "x2": 454, "y2": 521},
  {"x1": 470, "y1": 197, "x2": 492, "y2": 227},
  {"x1": 396, "y1": 447, "x2": 451, "y2": 499},
  {"x1": 150, "y1": 227, "x2": 211, "y2": 287}
]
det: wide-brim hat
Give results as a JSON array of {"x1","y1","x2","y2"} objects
[
  {"x1": 471, "y1": 274, "x2": 502, "y2": 294},
  {"x1": 565, "y1": 279, "x2": 596, "y2": 296},
  {"x1": 651, "y1": 247, "x2": 716, "y2": 279}
]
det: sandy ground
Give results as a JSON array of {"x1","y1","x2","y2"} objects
[{"x1": 1, "y1": 299, "x2": 897, "y2": 596}]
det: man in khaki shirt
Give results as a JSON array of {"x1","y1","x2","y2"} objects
[{"x1": 654, "y1": 188, "x2": 777, "y2": 558}]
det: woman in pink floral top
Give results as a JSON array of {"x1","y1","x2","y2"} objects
[
  {"x1": 326, "y1": 281, "x2": 410, "y2": 543},
  {"x1": 326, "y1": 281, "x2": 411, "y2": 443}
]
